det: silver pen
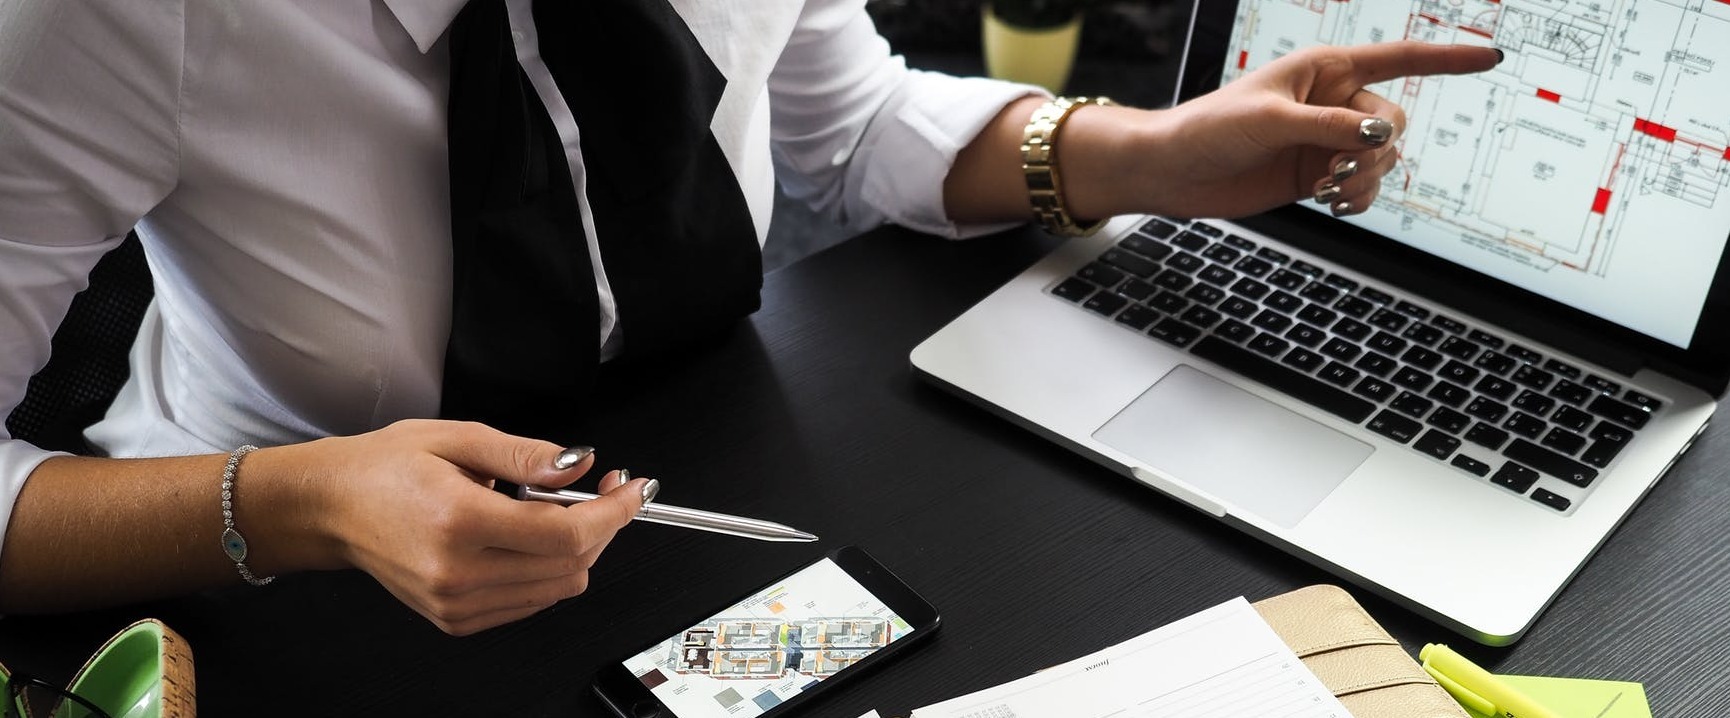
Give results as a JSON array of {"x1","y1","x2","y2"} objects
[{"x1": 515, "y1": 483, "x2": 819, "y2": 543}]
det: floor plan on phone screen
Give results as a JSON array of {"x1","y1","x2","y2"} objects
[
  {"x1": 1224, "y1": 0, "x2": 1730, "y2": 347},
  {"x1": 621, "y1": 558, "x2": 913, "y2": 717}
]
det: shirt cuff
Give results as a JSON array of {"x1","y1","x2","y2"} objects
[{"x1": 0, "y1": 439, "x2": 70, "y2": 563}]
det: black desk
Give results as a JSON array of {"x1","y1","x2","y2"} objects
[{"x1": 4, "y1": 225, "x2": 1730, "y2": 717}]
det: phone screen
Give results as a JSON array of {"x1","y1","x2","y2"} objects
[{"x1": 617, "y1": 557, "x2": 917, "y2": 718}]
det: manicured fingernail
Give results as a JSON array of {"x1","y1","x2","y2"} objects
[
  {"x1": 1494, "y1": 48, "x2": 1506, "y2": 64},
  {"x1": 615, "y1": 469, "x2": 631, "y2": 487},
  {"x1": 553, "y1": 446, "x2": 594, "y2": 471},
  {"x1": 1331, "y1": 200, "x2": 1354, "y2": 217},
  {"x1": 1359, "y1": 118, "x2": 1394, "y2": 146},
  {"x1": 1314, "y1": 183, "x2": 1342, "y2": 204},
  {"x1": 1332, "y1": 159, "x2": 1358, "y2": 182},
  {"x1": 640, "y1": 479, "x2": 661, "y2": 506}
]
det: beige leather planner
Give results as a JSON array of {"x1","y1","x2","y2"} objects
[{"x1": 1253, "y1": 585, "x2": 1467, "y2": 718}]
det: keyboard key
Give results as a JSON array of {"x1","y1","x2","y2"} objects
[
  {"x1": 1179, "y1": 306, "x2": 1222, "y2": 329},
  {"x1": 1392, "y1": 366, "x2": 1433, "y2": 391},
  {"x1": 1265, "y1": 269, "x2": 1307, "y2": 290},
  {"x1": 1531, "y1": 488, "x2": 1571, "y2": 512},
  {"x1": 1504, "y1": 411, "x2": 1547, "y2": 438},
  {"x1": 1322, "y1": 274, "x2": 1360, "y2": 293},
  {"x1": 1472, "y1": 351, "x2": 1516, "y2": 376},
  {"x1": 1201, "y1": 244, "x2": 1241, "y2": 265},
  {"x1": 1334, "y1": 295, "x2": 1376, "y2": 318},
  {"x1": 1359, "y1": 286, "x2": 1395, "y2": 305},
  {"x1": 1451, "y1": 454, "x2": 1491, "y2": 477},
  {"x1": 1430, "y1": 315, "x2": 1468, "y2": 334},
  {"x1": 1117, "y1": 278, "x2": 1157, "y2": 302},
  {"x1": 1467, "y1": 329, "x2": 1505, "y2": 349},
  {"x1": 1298, "y1": 282, "x2": 1341, "y2": 304},
  {"x1": 1367, "y1": 331, "x2": 1408, "y2": 356},
  {"x1": 1367, "y1": 410, "x2": 1423, "y2": 443},
  {"x1": 1152, "y1": 269, "x2": 1193, "y2": 292},
  {"x1": 1118, "y1": 234, "x2": 1174, "y2": 261},
  {"x1": 1251, "y1": 309, "x2": 1293, "y2": 333},
  {"x1": 1077, "y1": 262, "x2": 1126, "y2": 288},
  {"x1": 1623, "y1": 389, "x2": 1662, "y2": 413},
  {"x1": 1147, "y1": 318, "x2": 1201, "y2": 347},
  {"x1": 1368, "y1": 309, "x2": 1409, "y2": 332},
  {"x1": 1438, "y1": 336, "x2": 1480, "y2": 360},
  {"x1": 1475, "y1": 376, "x2": 1518, "y2": 401},
  {"x1": 1234, "y1": 256, "x2": 1275, "y2": 278},
  {"x1": 1247, "y1": 333, "x2": 1290, "y2": 357},
  {"x1": 1167, "y1": 252, "x2": 1206, "y2": 273},
  {"x1": 1256, "y1": 247, "x2": 1291, "y2": 265},
  {"x1": 1296, "y1": 304, "x2": 1338, "y2": 328},
  {"x1": 1393, "y1": 300, "x2": 1430, "y2": 320},
  {"x1": 1551, "y1": 406, "x2": 1594, "y2": 432},
  {"x1": 1464, "y1": 396, "x2": 1510, "y2": 422},
  {"x1": 1353, "y1": 377, "x2": 1398, "y2": 403},
  {"x1": 1053, "y1": 278, "x2": 1094, "y2": 302},
  {"x1": 1285, "y1": 323, "x2": 1327, "y2": 348},
  {"x1": 1139, "y1": 218, "x2": 1178, "y2": 238},
  {"x1": 1101, "y1": 249, "x2": 1159, "y2": 278},
  {"x1": 1504, "y1": 438, "x2": 1598, "y2": 486},
  {"x1": 1511, "y1": 364, "x2": 1555, "y2": 390},
  {"x1": 1506, "y1": 344, "x2": 1543, "y2": 364},
  {"x1": 1197, "y1": 265, "x2": 1238, "y2": 287},
  {"x1": 1318, "y1": 361, "x2": 1361, "y2": 388},
  {"x1": 1491, "y1": 462, "x2": 1540, "y2": 493},
  {"x1": 1581, "y1": 438, "x2": 1626, "y2": 469},
  {"x1": 1590, "y1": 422, "x2": 1634, "y2": 445},
  {"x1": 1548, "y1": 379, "x2": 1592, "y2": 405},
  {"x1": 1541, "y1": 427, "x2": 1588, "y2": 455},
  {"x1": 1402, "y1": 346, "x2": 1444, "y2": 370},
  {"x1": 1427, "y1": 406, "x2": 1472, "y2": 434},
  {"x1": 1266, "y1": 291, "x2": 1304, "y2": 313},
  {"x1": 1148, "y1": 290, "x2": 1189, "y2": 314},
  {"x1": 1438, "y1": 360, "x2": 1480, "y2": 386},
  {"x1": 1282, "y1": 347, "x2": 1326, "y2": 372},
  {"x1": 1290, "y1": 259, "x2": 1325, "y2": 277},
  {"x1": 1170, "y1": 231, "x2": 1209, "y2": 252},
  {"x1": 1083, "y1": 293, "x2": 1129, "y2": 317},
  {"x1": 1511, "y1": 390, "x2": 1555, "y2": 417},
  {"x1": 1415, "y1": 429, "x2": 1461, "y2": 459},
  {"x1": 1466, "y1": 422, "x2": 1509, "y2": 450},
  {"x1": 1333, "y1": 318, "x2": 1373, "y2": 342},
  {"x1": 1223, "y1": 234, "x2": 1258, "y2": 251},
  {"x1": 1390, "y1": 391, "x2": 1434, "y2": 418},
  {"x1": 1583, "y1": 375, "x2": 1621, "y2": 396},
  {"x1": 1354, "y1": 351, "x2": 1397, "y2": 377},
  {"x1": 1229, "y1": 277, "x2": 1271, "y2": 301},
  {"x1": 1427, "y1": 381, "x2": 1472, "y2": 409},
  {"x1": 1115, "y1": 304, "x2": 1159, "y2": 330},
  {"x1": 1184, "y1": 283, "x2": 1226, "y2": 306},
  {"x1": 1190, "y1": 336, "x2": 1377, "y2": 423},
  {"x1": 1321, "y1": 337, "x2": 1361, "y2": 361},
  {"x1": 1543, "y1": 358, "x2": 1582, "y2": 379},
  {"x1": 1402, "y1": 322, "x2": 1445, "y2": 346},
  {"x1": 1588, "y1": 395, "x2": 1651, "y2": 429},
  {"x1": 1213, "y1": 318, "x2": 1256, "y2": 343},
  {"x1": 1188, "y1": 222, "x2": 1224, "y2": 238},
  {"x1": 1218, "y1": 296, "x2": 1258, "y2": 319}
]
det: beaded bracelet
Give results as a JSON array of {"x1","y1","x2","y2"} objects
[{"x1": 220, "y1": 445, "x2": 275, "y2": 587}]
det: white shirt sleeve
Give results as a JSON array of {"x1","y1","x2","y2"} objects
[
  {"x1": 767, "y1": 0, "x2": 1048, "y2": 239},
  {"x1": 0, "y1": 1, "x2": 184, "y2": 552}
]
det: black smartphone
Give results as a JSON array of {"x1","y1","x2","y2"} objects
[{"x1": 592, "y1": 546, "x2": 940, "y2": 718}]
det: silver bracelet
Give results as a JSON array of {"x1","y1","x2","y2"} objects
[{"x1": 220, "y1": 445, "x2": 275, "y2": 587}]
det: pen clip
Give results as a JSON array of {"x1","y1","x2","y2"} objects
[{"x1": 1422, "y1": 662, "x2": 1498, "y2": 717}]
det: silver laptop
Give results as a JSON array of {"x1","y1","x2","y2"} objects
[{"x1": 912, "y1": 0, "x2": 1730, "y2": 644}]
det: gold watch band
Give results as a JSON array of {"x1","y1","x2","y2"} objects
[{"x1": 1021, "y1": 96, "x2": 1114, "y2": 237}]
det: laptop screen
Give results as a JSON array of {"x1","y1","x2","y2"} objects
[{"x1": 1202, "y1": 1, "x2": 1730, "y2": 350}]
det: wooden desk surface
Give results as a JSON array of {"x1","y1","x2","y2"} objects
[{"x1": 3, "y1": 225, "x2": 1729, "y2": 717}]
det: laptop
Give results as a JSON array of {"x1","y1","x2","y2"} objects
[{"x1": 912, "y1": 0, "x2": 1730, "y2": 644}]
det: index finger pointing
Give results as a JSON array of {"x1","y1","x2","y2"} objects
[{"x1": 1346, "y1": 41, "x2": 1501, "y2": 86}]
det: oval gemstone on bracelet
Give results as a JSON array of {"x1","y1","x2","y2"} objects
[{"x1": 222, "y1": 527, "x2": 249, "y2": 562}]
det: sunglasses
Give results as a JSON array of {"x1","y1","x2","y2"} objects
[{"x1": 2, "y1": 673, "x2": 113, "y2": 718}]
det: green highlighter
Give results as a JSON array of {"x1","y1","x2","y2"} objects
[{"x1": 1420, "y1": 643, "x2": 1562, "y2": 718}]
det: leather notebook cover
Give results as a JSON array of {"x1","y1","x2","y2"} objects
[{"x1": 1252, "y1": 585, "x2": 1467, "y2": 718}]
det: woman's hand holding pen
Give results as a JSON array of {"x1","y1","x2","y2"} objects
[{"x1": 257, "y1": 419, "x2": 653, "y2": 636}]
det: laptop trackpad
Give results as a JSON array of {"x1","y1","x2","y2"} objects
[{"x1": 1093, "y1": 364, "x2": 1373, "y2": 528}]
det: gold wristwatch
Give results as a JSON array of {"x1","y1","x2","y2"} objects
[{"x1": 1021, "y1": 96, "x2": 1114, "y2": 237}]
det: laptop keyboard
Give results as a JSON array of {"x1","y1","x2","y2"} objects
[{"x1": 1050, "y1": 217, "x2": 1667, "y2": 514}]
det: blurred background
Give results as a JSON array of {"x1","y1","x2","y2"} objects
[{"x1": 763, "y1": 0, "x2": 1192, "y2": 271}]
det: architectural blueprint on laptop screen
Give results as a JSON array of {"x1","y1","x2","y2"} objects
[{"x1": 1220, "y1": 1, "x2": 1730, "y2": 349}]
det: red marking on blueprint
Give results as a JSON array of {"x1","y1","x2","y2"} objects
[
  {"x1": 1238, "y1": 50, "x2": 1248, "y2": 70},
  {"x1": 1592, "y1": 188, "x2": 1611, "y2": 215},
  {"x1": 1536, "y1": 89, "x2": 1561, "y2": 103},
  {"x1": 1418, "y1": 13, "x2": 1441, "y2": 24},
  {"x1": 1724, "y1": 147, "x2": 1730, "y2": 162},
  {"x1": 1461, "y1": 26, "x2": 1494, "y2": 39},
  {"x1": 1634, "y1": 118, "x2": 1677, "y2": 142}
]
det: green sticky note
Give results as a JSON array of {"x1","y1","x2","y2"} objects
[{"x1": 1461, "y1": 675, "x2": 1650, "y2": 718}]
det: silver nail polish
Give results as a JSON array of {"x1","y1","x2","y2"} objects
[
  {"x1": 640, "y1": 478, "x2": 661, "y2": 506},
  {"x1": 553, "y1": 446, "x2": 594, "y2": 471},
  {"x1": 1332, "y1": 159, "x2": 1359, "y2": 182},
  {"x1": 1359, "y1": 118, "x2": 1394, "y2": 146},
  {"x1": 615, "y1": 469, "x2": 631, "y2": 487},
  {"x1": 1314, "y1": 183, "x2": 1342, "y2": 204},
  {"x1": 1331, "y1": 200, "x2": 1354, "y2": 217}
]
